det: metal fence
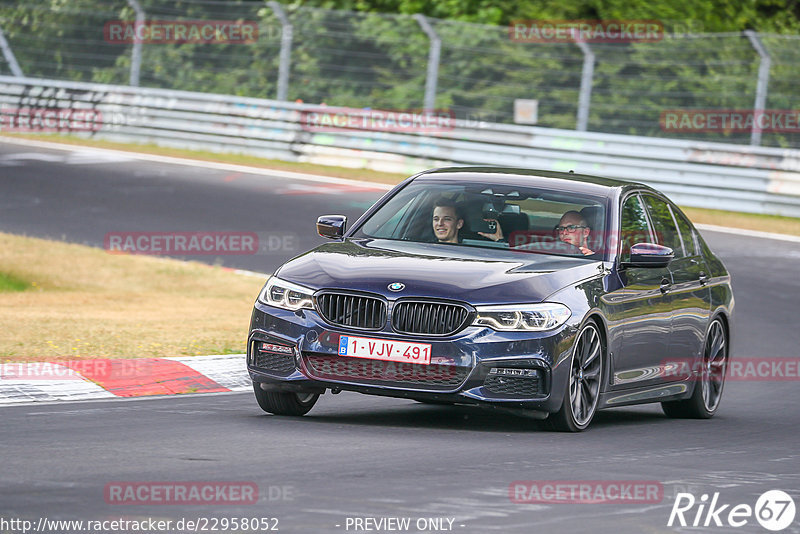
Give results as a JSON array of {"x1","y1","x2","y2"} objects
[
  {"x1": 1, "y1": 1, "x2": 799, "y2": 148},
  {"x1": 2, "y1": 75, "x2": 799, "y2": 217}
]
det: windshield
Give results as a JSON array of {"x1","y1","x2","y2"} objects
[{"x1": 353, "y1": 181, "x2": 608, "y2": 258}]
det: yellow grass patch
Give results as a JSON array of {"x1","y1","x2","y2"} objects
[{"x1": 0, "y1": 232, "x2": 266, "y2": 362}]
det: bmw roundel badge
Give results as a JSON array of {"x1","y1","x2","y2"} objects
[{"x1": 388, "y1": 282, "x2": 405, "y2": 292}]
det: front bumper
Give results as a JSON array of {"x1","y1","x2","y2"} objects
[{"x1": 247, "y1": 301, "x2": 578, "y2": 413}]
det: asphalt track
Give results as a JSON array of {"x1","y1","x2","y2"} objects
[{"x1": 1, "y1": 140, "x2": 800, "y2": 534}]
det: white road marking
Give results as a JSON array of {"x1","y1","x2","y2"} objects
[
  {"x1": 276, "y1": 182, "x2": 387, "y2": 195},
  {"x1": 0, "y1": 149, "x2": 134, "y2": 166},
  {"x1": 64, "y1": 150, "x2": 135, "y2": 165},
  {"x1": 0, "y1": 378, "x2": 114, "y2": 405},
  {"x1": 0, "y1": 152, "x2": 63, "y2": 162},
  {"x1": 0, "y1": 135, "x2": 395, "y2": 190}
]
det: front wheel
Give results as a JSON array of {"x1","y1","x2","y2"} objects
[
  {"x1": 662, "y1": 318, "x2": 727, "y2": 419},
  {"x1": 548, "y1": 322, "x2": 604, "y2": 432},
  {"x1": 253, "y1": 382, "x2": 319, "y2": 416}
]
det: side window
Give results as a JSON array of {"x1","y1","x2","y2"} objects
[
  {"x1": 619, "y1": 194, "x2": 651, "y2": 261},
  {"x1": 671, "y1": 206, "x2": 697, "y2": 257},
  {"x1": 370, "y1": 197, "x2": 414, "y2": 238},
  {"x1": 360, "y1": 188, "x2": 427, "y2": 239},
  {"x1": 642, "y1": 195, "x2": 685, "y2": 258}
]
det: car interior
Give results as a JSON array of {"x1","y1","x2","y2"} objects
[{"x1": 360, "y1": 184, "x2": 606, "y2": 257}]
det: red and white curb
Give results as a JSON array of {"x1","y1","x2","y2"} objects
[{"x1": 0, "y1": 354, "x2": 250, "y2": 405}]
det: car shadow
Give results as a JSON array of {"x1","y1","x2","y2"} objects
[
  {"x1": 589, "y1": 407, "x2": 672, "y2": 428},
  {"x1": 254, "y1": 401, "x2": 673, "y2": 433}
]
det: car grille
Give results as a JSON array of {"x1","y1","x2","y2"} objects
[
  {"x1": 316, "y1": 292, "x2": 386, "y2": 330},
  {"x1": 302, "y1": 353, "x2": 468, "y2": 391},
  {"x1": 483, "y1": 374, "x2": 542, "y2": 397},
  {"x1": 392, "y1": 301, "x2": 471, "y2": 336}
]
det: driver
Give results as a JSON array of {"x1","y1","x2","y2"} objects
[
  {"x1": 556, "y1": 211, "x2": 594, "y2": 255},
  {"x1": 432, "y1": 198, "x2": 464, "y2": 244}
]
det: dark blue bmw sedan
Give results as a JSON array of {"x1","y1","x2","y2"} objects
[{"x1": 247, "y1": 167, "x2": 734, "y2": 431}]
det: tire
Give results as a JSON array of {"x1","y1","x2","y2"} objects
[
  {"x1": 661, "y1": 318, "x2": 727, "y2": 419},
  {"x1": 253, "y1": 382, "x2": 319, "y2": 416},
  {"x1": 548, "y1": 322, "x2": 604, "y2": 432}
]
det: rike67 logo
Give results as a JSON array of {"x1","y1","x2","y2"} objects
[{"x1": 668, "y1": 490, "x2": 796, "y2": 531}]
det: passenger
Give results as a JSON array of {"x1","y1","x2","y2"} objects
[
  {"x1": 432, "y1": 198, "x2": 464, "y2": 244},
  {"x1": 556, "y1": 211, "x2": 594, "y2": 255}
]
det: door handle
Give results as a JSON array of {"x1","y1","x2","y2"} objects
[
  {"x1": 659, "y1": 278, "x2": 672, "y2": 294},
  {"x1": 698, "y1": 272, "x2": 708, "y2": 286}
]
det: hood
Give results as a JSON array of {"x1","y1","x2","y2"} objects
[{"x1": 275, "y1": 239, "x2": 603, "y2": 306}]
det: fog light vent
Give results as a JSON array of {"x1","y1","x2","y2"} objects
[
  {"x1": 251, "y1": 340, "x2": 296, "y2": 375},
  {"x1": 485, "y1": 368, "x2": 542, "y2": 397}
]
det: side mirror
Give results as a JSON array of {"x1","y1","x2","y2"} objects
[
  {"x1": 623, "y1": 243, "x2": 673, "y2": 268},
  {"x1": 317, "y1": 215, "x2": 347, "y2": 239}
]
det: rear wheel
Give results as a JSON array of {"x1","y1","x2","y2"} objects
[
  {"x1": 253, "y1": 382, "x2": 319, "y2": 416},
  {"x1": 662, "y1": 318, "x2": 727, "y2": 419},
  {"x1": 548, "y1": 322, "x2": 603, "y2": 432}
]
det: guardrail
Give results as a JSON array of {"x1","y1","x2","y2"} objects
[{"x1": 2, "y1": 75, "x2": 799, "y2": 217}]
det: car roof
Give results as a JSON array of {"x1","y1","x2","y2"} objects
[{"x1": 413, "y1": 166, "x2": 651, "y2": 197}]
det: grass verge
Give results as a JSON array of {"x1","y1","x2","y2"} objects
[
  {"x1": 681, "y1": 207, "x2": 800, "y2": 236},
  {"x1": 4, "y1": 133, "x2": 799, "y2": 236},
  {"x1": 0, "y1": 232, "x2": 265, "y2": 362},
  {"x1": 0, "y1": 272, "x2": 30, "y2": 292}
]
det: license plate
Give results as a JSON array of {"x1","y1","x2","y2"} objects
[{"x1": 338, "y1": 335, "x2": 431, "y2": 365}]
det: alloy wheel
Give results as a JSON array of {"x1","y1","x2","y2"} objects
[
  {"x1": 569, "y1": 324, "x2": 603, "y2": 427},
  {"x1": 701, "y1": 319, "x2": 727, "y2": 413}
]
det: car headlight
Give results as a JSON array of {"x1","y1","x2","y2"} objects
[
  {"x1": 257, "y1": 276, "x2": 315, "y2": 311},
  {"x1": 473, "y1": 303, "x2": 571, "y2": 331}
]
